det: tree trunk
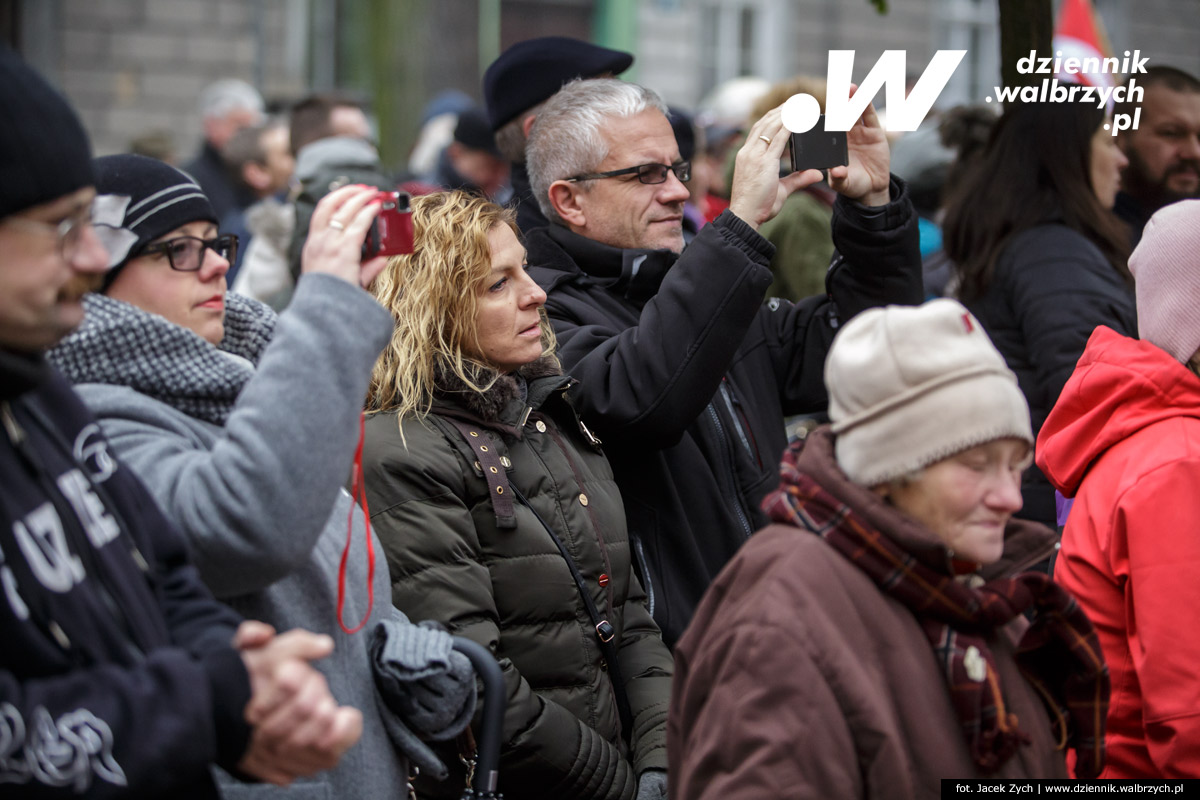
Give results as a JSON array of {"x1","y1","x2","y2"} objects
[{"x1": 999, "y1": 0, "x2": 1053, "y2": 99}]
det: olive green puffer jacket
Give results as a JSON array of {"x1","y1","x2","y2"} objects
[{"x1": 362, "y1": 356, "x2": 673, "y2": 800}]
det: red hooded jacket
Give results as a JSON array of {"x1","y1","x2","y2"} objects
[{"x1": 1038, "y1": 326, "x2": 1200, "y2": 778}]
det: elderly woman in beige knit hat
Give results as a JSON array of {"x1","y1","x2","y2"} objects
[{"x1": 667, "y1": 298, "x2": 1109, "y2": 799}]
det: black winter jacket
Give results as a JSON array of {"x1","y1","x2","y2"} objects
[
  {"x1": 961, "y1": 224, "x2": 1135, "y2": 527},
  {"x1": 0, "y1": 350, "x2": 251, "y2": 798},
  {"x1": 508, "y1": 162, "x2": 549, "y2": 234},
  {"x1": 525, "y1": 183, "x2": 922, "y2": 645}
]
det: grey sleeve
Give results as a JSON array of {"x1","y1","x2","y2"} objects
[{"x1": 83, "y1": 274, "x2": 393, "y2": 597}]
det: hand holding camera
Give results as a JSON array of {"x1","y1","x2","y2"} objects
[{"x1": 302, "y1": 185, "x2": 414, "y2": 289}]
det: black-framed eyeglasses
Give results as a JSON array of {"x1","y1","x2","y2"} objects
[
  {"x1": 566, "y1": 161, "x2": 691, "y2": 185},
  {"x1": 3, "y1": 200, "x2": 96, "y2": 262},
  {"x1": 141, "y1": 234, "x2": 238, "y2": 272}
]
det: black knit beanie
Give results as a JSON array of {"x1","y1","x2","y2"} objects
[
  {"x1": 93, "y1": 154, "x2": 218, "y2": 289},
  {"x1": 0, "y1": 46, "x2": 94, "y2": 220}
]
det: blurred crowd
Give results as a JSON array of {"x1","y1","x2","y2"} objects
[{"x1": 3, "y1": 28, "x2": 1200, "y2": 800}]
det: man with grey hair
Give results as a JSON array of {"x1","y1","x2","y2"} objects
[
  {"x1": 182, "y1": 78, "x2": 265, "y2": 221},
  {"x1": 525, "y1": 77, "x2": 923, "y2": 646},
  {"x1": 482, "y1": 36, "x2": 634, "y2": 233}
]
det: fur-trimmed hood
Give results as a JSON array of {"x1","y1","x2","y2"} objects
[{"x1": 431, "y1": 354, "x2": 566, "y2": 424}]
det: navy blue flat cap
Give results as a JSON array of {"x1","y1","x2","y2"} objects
[{"x1": 483, "y1": 36, "x2": 634, "y2": 131}]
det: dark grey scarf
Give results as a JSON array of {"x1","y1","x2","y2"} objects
[{"x1": 47, "y1": 292, "x2": 277, "y2": 425}]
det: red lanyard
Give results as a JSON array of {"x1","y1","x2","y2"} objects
[{"x1": 337, "y1": 412, "x2": 375, "y2": 634}]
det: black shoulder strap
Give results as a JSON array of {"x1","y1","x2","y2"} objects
[{"x1": 443, "y1": 417, "x2": 634, "y2": 745}]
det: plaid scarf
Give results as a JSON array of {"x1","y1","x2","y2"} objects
[
  {"x1": 763, "y1": 441, "x2": 1109, "y2": 777},
  {"x1": 47, "y1": 292, "x2": 276, "y2": 425}
]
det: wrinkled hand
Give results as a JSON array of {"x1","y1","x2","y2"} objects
[
  {"x1": 301, "y1": 184, "x2": 390, "y2": 289},
  {"x1": 236, "y1": 627, "x2": 364, "y2": 786},
  {"x1": 826, "y1": 83, "x2": 891, "y2": 207},
  {"x1": 636, "y1": 769, "x2": 668, "y2": 800},
  {"x1": 728, "y1": 107, "x2": 824, "y2": 230}
]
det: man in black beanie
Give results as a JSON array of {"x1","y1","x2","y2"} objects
[
  {"x1": 483, "y1": 36, "x2": 633, "y2": 233},
  {"x1": 0, "y1": 45, "x2": 361, "y2": 797}
]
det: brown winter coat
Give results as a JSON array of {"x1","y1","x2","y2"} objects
[{"x1": 668, "y1": 430, "x2": 1069, "y2": 799}]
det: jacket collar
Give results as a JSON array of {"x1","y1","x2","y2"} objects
[
  {"x1": 539, "y1": 224, "x2": 679, "y2": 306},
  {"x1": 431, "y1": 355, "x2": 568, "y2": 430},
  {"x1": 0, "y1": 348, "x2": 50, "y2": 401}
]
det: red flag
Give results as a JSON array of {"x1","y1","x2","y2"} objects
[{"x1": 1053, "y1": 0, "x2": 1116, "y2": 88}]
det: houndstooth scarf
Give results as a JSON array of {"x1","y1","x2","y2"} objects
[
  {"x1": 763, "y1": 432, "x2": 1109, "y2": 777},
  {"x1": 47, "y1": 292, "x2": 277, "y2": 425}
]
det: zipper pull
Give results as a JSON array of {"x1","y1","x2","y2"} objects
[
  {"x1": 1, "y1": 403, "x2": 24, "y2": 446},
  {"x1": 130, "y1": 546, "x2": 150, "y2": 573},
  {"x1": 48, "y1": 620, "x2": 71, "y2": 650}
]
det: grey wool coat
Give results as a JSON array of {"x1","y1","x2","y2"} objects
[{"x1": 47, "y1": 275, "x2": 463, "y2": 799}]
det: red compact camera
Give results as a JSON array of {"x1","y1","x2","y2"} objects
[{"x1": 361, "y1": 191, "x2": 414, "y2": 260}]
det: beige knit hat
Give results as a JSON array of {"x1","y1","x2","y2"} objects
[
  {"x1": 826, "y1": 299, "x2": 1033, "y2": 486},
  {"x1": 1130, "y1": 199, "x2": 1200, "y2": 364}
]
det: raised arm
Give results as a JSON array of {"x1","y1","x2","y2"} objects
[
  {"x1": 545, "y1": 99, "x2": 917, "y2": 448},
  {"x1": 76, "y1": 186, "x2": 395, "y2": 597},
  {"x1": 79, "y1": 273, "x2": 391, "y2": 597}
]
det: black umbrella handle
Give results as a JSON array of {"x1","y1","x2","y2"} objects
[{"x1": 452, "y1": 636, "x2": 504, "y2": 798}]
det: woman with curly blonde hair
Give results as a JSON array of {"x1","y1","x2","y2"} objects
[{"x1": 362, "y1": 190, "x2": 673, "y2": 800}]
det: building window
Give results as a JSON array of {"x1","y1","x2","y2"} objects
[
  {"x1": 698, "y1": 0, "x2": 770, "y2": 99},
  {"x1": 935, "y1": 0, "x2": 1000, "y2": 106}
]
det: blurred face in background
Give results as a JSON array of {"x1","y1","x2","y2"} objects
[
  {"x1": 259, "y1": 124, "x2": 295, "y2": 194},
  {"x1": 331, "y1": 105, "x2": 372, "y2": 142},
  {"x1": 1090, "y1": 121, "x2": 1129, "y2": 210},
  {"x1": 449, "y1": 144, "x2": 510, "y2": 200},
  {"x1": 1118, "y1": 86, "x2": 1200, "y2": 208}
]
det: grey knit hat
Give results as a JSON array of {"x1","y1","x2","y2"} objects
[
  {"x1": 92, "y1": 153, "x2": 218, "y2": 289},
  {"x1": 825, "y1": 299, "x2": 1033, "y2": 486},
  {"x1": 1130, "y1": 199, "x2": 1200, "y2": 364}
]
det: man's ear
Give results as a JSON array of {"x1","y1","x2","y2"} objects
[
  {"x1": 522, "y1": 114, "x2": 537, "y2": 139},
  {"x1": 548, "y1": 180, "x2": 587, "y2": 228}
]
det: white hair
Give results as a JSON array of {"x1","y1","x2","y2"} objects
[
  {"x1": 526, "y1": 78, "x2": 669, "y2": 224},
  {"x1": 198, "y1": 79, "x2": 264, "y2": 121}
]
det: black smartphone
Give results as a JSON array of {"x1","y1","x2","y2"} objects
[{"x1": 789, "y1": 117, "x2": 849, "y2": 173}]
